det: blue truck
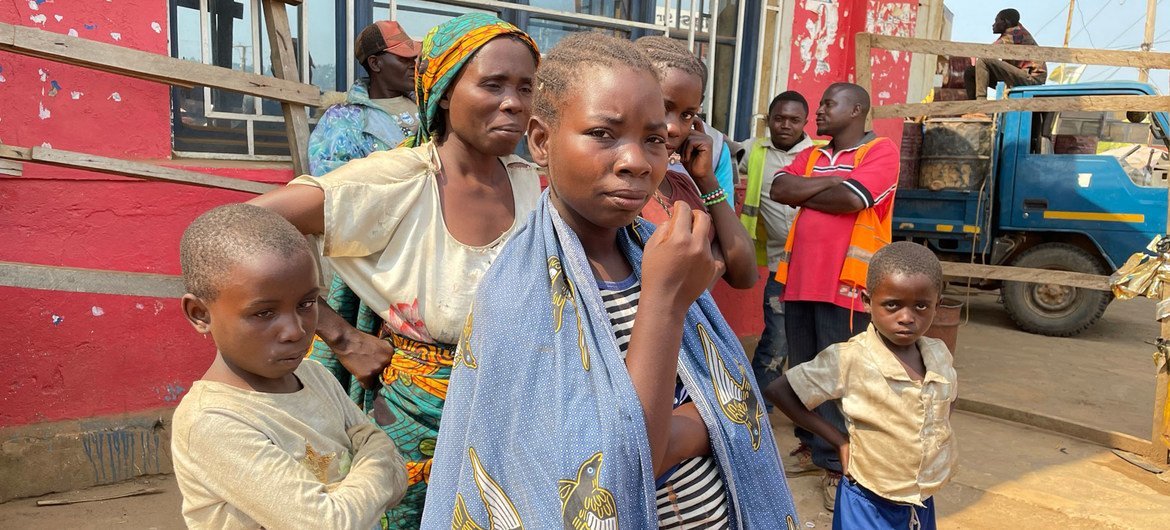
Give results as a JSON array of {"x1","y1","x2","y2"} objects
[{"x1": 894, "y1": 81, "x2": 1169, "y2": 336}]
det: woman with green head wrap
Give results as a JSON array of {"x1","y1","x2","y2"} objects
[{"x1": 249, "y1": 13, "x2": 539, "y2": 527}]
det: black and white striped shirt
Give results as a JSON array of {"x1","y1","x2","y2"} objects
[{"x1": 598, "y1": 275, "x2": 731, "y2": 530}]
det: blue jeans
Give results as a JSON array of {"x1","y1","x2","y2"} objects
[{"x1": 751, "y1": 276, "x2": 788, "y2": 411}]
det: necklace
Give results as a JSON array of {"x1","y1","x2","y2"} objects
[{"x1": 651, "y1": 191, "x2": 672, "y2": 218}]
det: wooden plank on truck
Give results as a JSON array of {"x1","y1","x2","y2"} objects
[
  {"x1": 874, "y1": 95, "x2": 1170, "y2": 120},
  {"x1": 941, "y1": 262, "x2": 1111, "y2": 291},
  {"x1": 868, "y1": 34, "x2": 1170, "y2": 70}
]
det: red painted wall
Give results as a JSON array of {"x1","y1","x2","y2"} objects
[
  {"x1": 785, "y1": 0, "x2": 919, "y2": 144},
  {"x1": 0, "y1": 1, "x2": 294, "y2": 427},
  {"x1": 1, "y1": 1, "x2": 923, "y2": 427}
]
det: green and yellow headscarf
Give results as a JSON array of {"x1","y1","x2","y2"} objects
[{"x1": 409, "y1": 13, "x2": 539, "y2": 147}]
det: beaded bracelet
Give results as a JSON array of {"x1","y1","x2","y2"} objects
[{"x1": 701, "y1": 187, "x2": 727, "y2": 207}]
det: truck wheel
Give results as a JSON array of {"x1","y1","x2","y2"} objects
[{"x1": 1001, "y1": 243, "x2": 1112, "y2": 337}]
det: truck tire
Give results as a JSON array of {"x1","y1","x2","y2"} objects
[{"x1": 1001, "y1": 243, "x2": 1112, "y2": 337}]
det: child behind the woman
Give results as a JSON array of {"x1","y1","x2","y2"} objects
[
  {"x1": 422, "y1": 32, "x2": 798, "y2": 529},
  {"x1": 172, "y1": 204, "x2": 406, "y2": 529}
]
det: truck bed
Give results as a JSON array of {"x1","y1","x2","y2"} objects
[{"x1": 893, "y1": 188, "x2": 989, "y2": 254}]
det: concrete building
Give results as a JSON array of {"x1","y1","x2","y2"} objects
[{"x1": 0, "y1": 0, "x2": 950, "y2": 500}]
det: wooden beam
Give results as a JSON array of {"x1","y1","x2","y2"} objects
[
  {"x1": 1155, "y1": 129, "x2": 1170, "y2": 466},
  {"x1": 0, "y1": 144, "x2": 31, "y2": 160},
  {"x1": 956, "y1": 398, "x2": 1153, "y2": 456},
  {"x1": 1152, "y1": 337, "x2": 1170, "y2": 465},
  {"x1": 873, "y1": 95, "x2": 1170, "y2": 119},
  {"x1": 854, "y1": 33, "x2": 873, "y2": 128},
  {"x1": 0, "y1": 261, "x2": 184, "y2": 298},
  {"x1": 262, "y1": 0, "x2": 310, "y2": 176},
  {"x1": 854, "y1": 32, "x2": 872, "y2": 93},
  {"x1": 941, "y1": 262, "x2": 1110, "y2": 291},
  {"x1": 0, "y1": 159, "x2": 22, "y2": 177},
  {"x1": 866, "y1": 33, "x2": 1170, "y2": 70},
  {"x1": 0, "y1": 144, "x2": 277, "y2": 194},
  {"x1": 0, "y1": 22, "x2": 320, "y2": 107}
]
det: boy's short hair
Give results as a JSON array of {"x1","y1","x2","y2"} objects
[
  {"x1": 533, "y1": 32, "x2": 657, "y2": 126},
  {"x1": 866, "y1": 241, "x2": 944, "y2": 294},
  {"x1": 768, "y1": 91, "x2": 809, "y2": 115},
  {"x1": 179, "y1": 203, "x2": 312, "y2": 301},
  {"x1": 635, "y1": 35, "x2": 707, "y2": 92}
]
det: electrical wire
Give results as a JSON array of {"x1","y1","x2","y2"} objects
[
  {"x1": 1074, "y1": 0, "x2": 1099, "y2": 47},
  {"x1": 1100, "y1": 5, "x2": 1158, "y2": 49},
  {"x1": 1037, "y1": 3, "x2": 1075, "y2": 34},
  {"x1": 1083, "y1": 5, "x2": 1169, "y2": 83}
]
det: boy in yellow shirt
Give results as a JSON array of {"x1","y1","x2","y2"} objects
[{"x1": 765, "y1": 242, "x2": 956, "y2": 529}]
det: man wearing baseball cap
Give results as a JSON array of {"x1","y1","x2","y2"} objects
[{"x1": 308, "y1": 20, "x2": 421, "y2": 176}]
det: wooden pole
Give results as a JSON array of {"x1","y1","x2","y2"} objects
[
  {"x1": 1155, "y1": 138, "x2": 1170, "y2": 467},
  {"x1": 261, "y1": 0, "x2": 311, "y2": 177},
  {"x1": 1149, "y1": 0, "x2": 1168, "y2": 464},
  {"x1": 1060, "y1": 0, "x2": 1076, "y2": 78},
  {"x1": 1140, "y1": 0, "x2": 1157, "y2": 83},
  {"x1": 1154, "y1": 301, "x2": 1170, "y2": 466},
  {"x1": 1063, "y1": 0, "x2": 1077, "y2": 47},
  {"x1": 854, "y1": 33, "x2": 873, "y2": 128}
]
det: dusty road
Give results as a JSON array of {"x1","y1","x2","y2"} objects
[{"x1": 1, "y1": 291, "x2": 1167, "y2": 528}]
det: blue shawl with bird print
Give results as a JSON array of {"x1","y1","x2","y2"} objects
[{"x1": 421, "y1": 192, "x2": 800, "y2": 529}]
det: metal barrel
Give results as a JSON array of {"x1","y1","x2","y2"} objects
[
  {"x1": 919, "y1": 118, "x2": 994, "y2": 191},
  {"x1": 899, "y1": 121, "x2": 923, "y2": 189}
]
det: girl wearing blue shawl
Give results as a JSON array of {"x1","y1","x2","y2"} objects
[{"x1": 423, "y1": 33, "x2": 800, "y2": 529}]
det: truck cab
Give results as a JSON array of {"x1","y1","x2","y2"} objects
[{"x1": 894, "y1": 82, "x2": 1170, "y2": 336}]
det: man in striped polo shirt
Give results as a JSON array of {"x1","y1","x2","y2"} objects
[{"x1": 767, "y1": 82, "x2": 899, "y2": 511}]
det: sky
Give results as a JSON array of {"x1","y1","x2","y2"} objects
[{"x1": 946, "y1": 0, "x2": 1170, "y2": 93}]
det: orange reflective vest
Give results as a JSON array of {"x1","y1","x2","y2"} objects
[{"x1": 774, "y1": 137, "x2": 893, "y2": 291}]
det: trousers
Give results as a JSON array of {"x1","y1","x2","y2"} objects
[{"x1": 785, "y1": 300, "x2": 869, "y2": 473}]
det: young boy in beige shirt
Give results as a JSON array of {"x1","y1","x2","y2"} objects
[
  {"x1": 765, "y1": 242, "x2": 957, "y2": 529},
  {"x1": 172, "y1": 204, "x2": 406, "y2": 529}
]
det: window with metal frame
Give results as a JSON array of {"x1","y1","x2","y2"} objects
[
  {"x1": 169, "y1": 0, "x2": 343, "y2": 160},
  {"x1": 167, "y1": 0, "x2": 748, "y2": 160}
]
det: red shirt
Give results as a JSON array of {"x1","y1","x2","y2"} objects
[{"x1": 778, "y1": 134, "x2": 898, "y2": 311}]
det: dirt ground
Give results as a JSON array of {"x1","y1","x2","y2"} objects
[{"x1": 1, "y1": 291, "x2": 1167, "y2": 528}]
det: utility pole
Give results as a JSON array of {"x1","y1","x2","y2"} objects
[
  {"x1": 1059, "y1": 0, "x2": 1076, "y2": 83},
  {"x1": 1140, "y1": 0, "x2": 1157, "y2": 83}
]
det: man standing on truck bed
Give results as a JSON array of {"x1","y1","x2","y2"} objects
[
  {"x1": 769, "y1": 82, "x2": 899, "y2": 511},
  {"x1": 964, "y1": 8, "x2": 1047, "y2": 100}
]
